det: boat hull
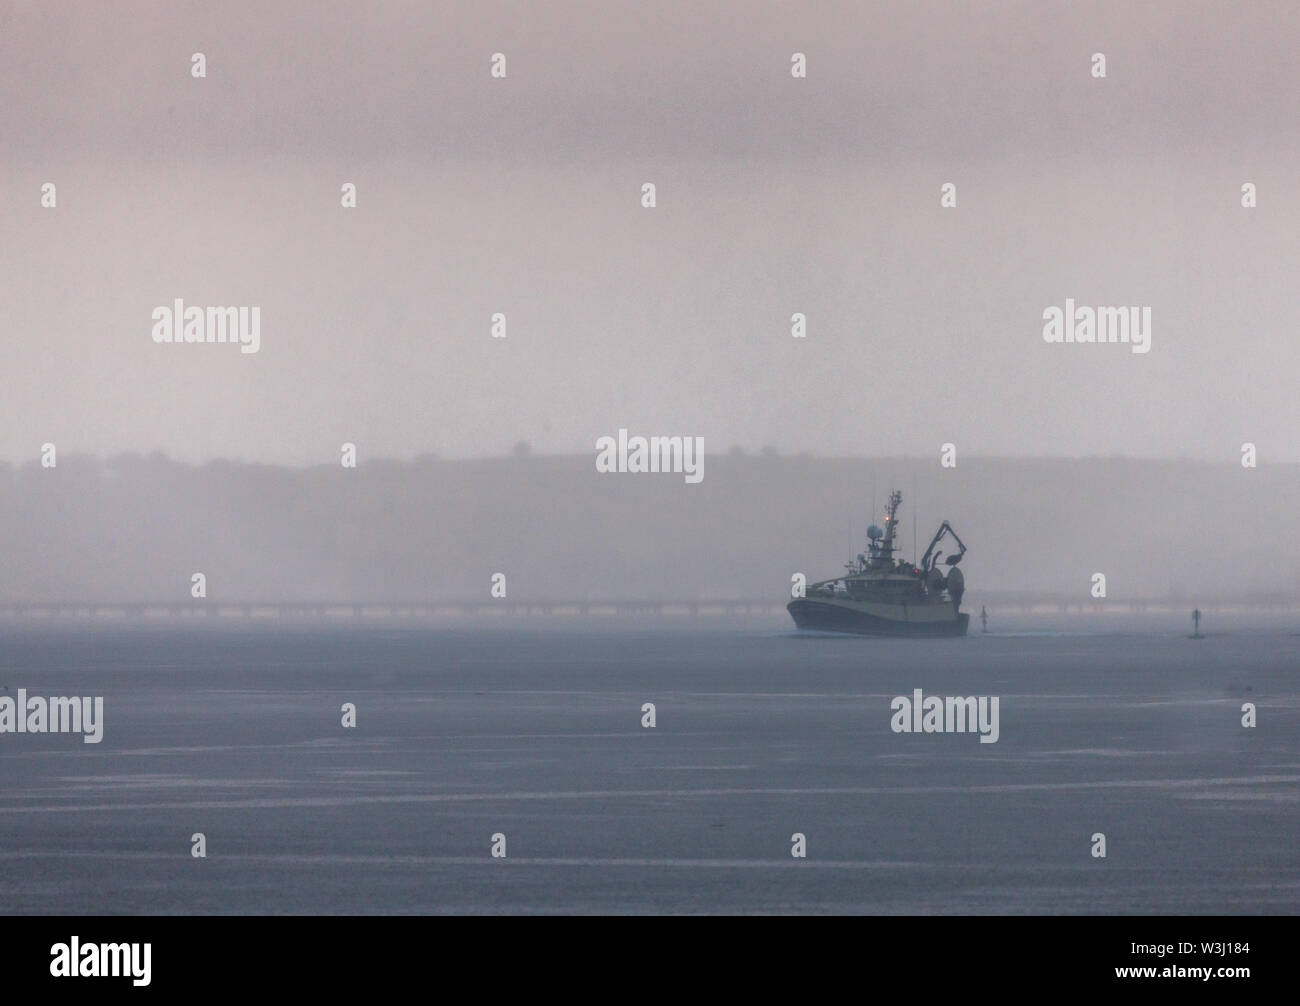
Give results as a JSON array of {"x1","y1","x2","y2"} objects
[{"x1": 787, "y1": 597, "x2": 969, "y2": 637}]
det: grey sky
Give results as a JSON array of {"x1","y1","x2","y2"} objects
[{"x1": 3, "y1": 0, "x2": 1297, "y2": 463}]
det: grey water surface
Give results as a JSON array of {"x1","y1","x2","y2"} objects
[{"x1": 0, "y1": 624, "x2": 1295, "y2": 914}]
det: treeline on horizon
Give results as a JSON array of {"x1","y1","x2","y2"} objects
[{"x1": 1, "y1": 453, "x2": 1295, "y2": 604}]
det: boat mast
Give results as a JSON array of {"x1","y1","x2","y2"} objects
[{"x1": 879, "y1": 490, "x2": 902, "y2": 565}]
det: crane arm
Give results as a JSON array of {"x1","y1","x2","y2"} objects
[{"x1": 920, "y1": 521, "x2": 967, "y2": 572}]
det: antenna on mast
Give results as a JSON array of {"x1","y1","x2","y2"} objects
[{"x1": 912, "y1": 476, "x2": 917, "y2": 563}]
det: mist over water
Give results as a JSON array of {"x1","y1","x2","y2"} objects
[{"x1": 2, "y1": 454, "x2": 1297, "y2": 605}]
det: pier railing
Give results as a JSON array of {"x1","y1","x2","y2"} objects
[{"x1": 0, "y1": 593, "x2": 1296, "y2": 619}]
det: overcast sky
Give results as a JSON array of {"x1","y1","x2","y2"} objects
[{"x1": 3, "y1": 0, "x2": 1297, "y2": 464}]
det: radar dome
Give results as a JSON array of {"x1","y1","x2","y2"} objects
[{"x1": 867, "y1": 525, "x2": 884, "y2": 540}]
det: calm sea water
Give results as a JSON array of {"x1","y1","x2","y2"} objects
[{"x1": 1, "y1": 623, "x2": 1296, "y2": 914}]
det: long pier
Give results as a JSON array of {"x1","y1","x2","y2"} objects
[{"x1": 0, "y1": 594, "x2": 1295, "y2": 620}]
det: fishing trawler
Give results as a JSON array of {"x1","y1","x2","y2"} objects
[{"x1": 787, "y1": 490, "x2": 969, "y2": 636}]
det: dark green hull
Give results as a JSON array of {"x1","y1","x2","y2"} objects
[{"x1": 787, "y1": 599, "x2": 969, "y2": 637}]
